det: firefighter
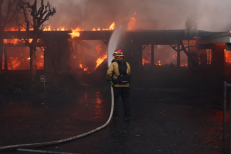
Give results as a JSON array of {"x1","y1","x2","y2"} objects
[{"x1": 107, "y1": 49, "x2": 131, "y2": 121}]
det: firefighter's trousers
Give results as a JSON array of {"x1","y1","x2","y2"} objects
[{"x1": 113, "y1": 87, "x2": 131, "y2": 118}]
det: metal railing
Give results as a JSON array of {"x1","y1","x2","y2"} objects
[{"x1": 223, "y1": 81, "x2": 231, "y2": 154}]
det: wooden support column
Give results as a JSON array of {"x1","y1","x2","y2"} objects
[
  {"x1": 201, "y1": 49, "x2": 207, "y2": 68},
  {"x1": 30, "y1": 48, "x2": 32, "y2": 70},
  {"x1": 139, "y1": 44, "x2": 143, "y2": 71},
  {"x1": 133, "y1": 43, "x2": 143, "y2": 71},
  {"x1": 123, "y1": 39, "x2": 132, "y2": 63},
  {"x1": 151, "y1": 43, "x2": 154, "y2": 68},
  {"x1": 128, "y1": 41, "x2": 132, "y2": 63},
  {"x1": 0, "y1": 39, "x2": 3, "y2": 74},
  {"x1": 130, "y1": 42, "x2": 140, "y2": 71},
  {"x1": 211, "y1": 44, "x2": 225, "y2": 88},
  {"x1": 177, "y1": 44, "x2": 180, "y2": 68},
  {"x1": 4, "y1": 47, "x2": 7, "y2": 71},
  {"x1": 188, "y1": 40, "x2": 190, "y2": 67},
  {"x1": 44, "y1": 48, "x2": 47, "y2": 72}
]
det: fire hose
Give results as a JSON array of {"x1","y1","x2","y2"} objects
[
  {"x1": 0, "y1": 86, "x2": 114, "y2": 152},
  {"x1": 0, "y1": 24, "x2": 124, "y2": 153}
]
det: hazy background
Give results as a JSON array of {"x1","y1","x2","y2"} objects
[{"x1": 44, "y1": 0, "x2": 231, "y2": 31}]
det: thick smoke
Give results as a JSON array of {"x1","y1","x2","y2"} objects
[{"x1": 47, "y1": 0, "x2": 231, "y2": 31}]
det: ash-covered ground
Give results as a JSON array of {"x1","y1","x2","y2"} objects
[{"x1": 0, "y1": 74, "x2": 227, "y2": 154}]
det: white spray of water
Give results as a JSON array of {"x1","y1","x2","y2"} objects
[{"x1": 107, "y1": 25, "x2": 125, "y2": 67}]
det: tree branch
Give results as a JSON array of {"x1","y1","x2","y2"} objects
[{"x1": 169, "y1": 44, "x2": 178, "y2": 52}]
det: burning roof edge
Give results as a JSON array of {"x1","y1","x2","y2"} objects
[{"x1": 3, "y1": 29, "x2": 230, "y2": 45}]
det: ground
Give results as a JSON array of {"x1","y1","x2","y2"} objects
[{"x1": 0, "y1": 84, "x2": 227, "y2": 154}]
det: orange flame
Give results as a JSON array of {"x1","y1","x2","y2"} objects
[
  {"x1": 142, "y1": 58, "x2": 149, "y2": 65},
  {"x1": 43, "y1": 26, "x2": 51, "y2": 31},
  {"x1": 128, "y1": 11, "x2": 136, "y2": 30},
  {"x1": 172, "y1": 54, "x2": 177, "y2": 60},
  {"x1": 181, "y1": 64, "x2": 188, "y2": 67},
  {"x1": 109, "y1": 22, "x2": 115, "y2": 30},
  {"x1": 95, "y1": 44, "x2": 103, "y2": 54},
  {"x1": 69, "y1": 27, "x2": 81, "y2": 38},
  {"x1": 9, "y1": 57, "x2": 21, "y2": 70},
  {"x1": 69, "y1": 22, "x2": 116, "y2": 38},
  {"x1": 95, "y1": 54, "x2": 107, "y2": 70},
  {"x1": 79, "y1": 63, "x2": 88, "y2": 71},
  {"x1": 4, "y1": 38, "x2": 36, "y2": 46},
  {"x1": 5, "y1": 27, "x2": 33, "y2": 31},
  {"x1": 225, "y1": 49, "x2": 231, "y2": 63},
  {"x1": 83, "y1": 67, "x2": 88, "y2": 71},
  {"x1": 156, "y1": 60, "x2": 161, "y2": 66}
]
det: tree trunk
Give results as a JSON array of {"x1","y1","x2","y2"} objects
[{"x1": 30, "y1": 43, "x2": 37, "y2": 81}]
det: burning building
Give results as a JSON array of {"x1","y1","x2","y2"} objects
[
  {"x1": 2, "y1": 26, "x2": 230, "y2": 74},
  {"x1": 1, "y1": 5, "x2": 231, "y2": 90}
]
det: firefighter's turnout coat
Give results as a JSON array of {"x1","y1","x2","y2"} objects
[{"x1": 106, "y1": 60, "x2": 131, "y2": 87}]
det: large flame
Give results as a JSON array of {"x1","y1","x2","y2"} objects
[
  {"x1": 95, "y1": 54, "x2": 107, "y2": 70},
  {"x1": 128, "y1": 11, "x2": 137, "y2": 30}
]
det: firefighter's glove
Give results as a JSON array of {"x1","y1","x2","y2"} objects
[{"x1": 109, "y1": 81, "x2": 114, "y2": 86}]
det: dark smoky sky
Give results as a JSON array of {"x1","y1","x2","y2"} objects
[{"x1": 39, "y1": 0, "x2": 231, "y2": 31}]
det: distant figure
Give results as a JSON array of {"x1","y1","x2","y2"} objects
[{"x1": 107, "y1": 49, "x2": 131, "y2": 121}]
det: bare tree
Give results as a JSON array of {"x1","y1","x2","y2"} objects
[
  {"x1": 185, "y1": 16, "x2": 197, "y2": 37},
  {"x1": 0, "y1": 0, "x2": 19, "y2": 73},
  {"x1": 17, "y1": 0, "x2": 56, "y2": 80},
  {"x1": 186, "y1": 16, "x2": 201, "y2": 69},
  {"x1": 170, "y1": 40, "x2": 198, "y2": 68},
  {"x1": 169, "y1": 16, "x2": 199, "y2": 68}
]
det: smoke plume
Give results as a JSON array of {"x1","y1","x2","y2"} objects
[{"x1": 46, "y1": 0, "x2": 231, "y2": 32}]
